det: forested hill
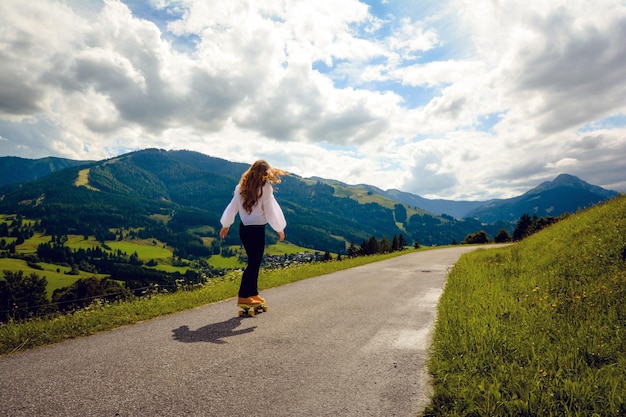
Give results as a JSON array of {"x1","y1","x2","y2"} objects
[
  {"x1": 0, "y1": 156, "x2": 92, "y2": 187},
  {"x1": 0, "y1": 149, "x2": 505, "y2": 251}
]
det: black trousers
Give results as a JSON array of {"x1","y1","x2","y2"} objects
[{"x1": 238, "y1": 223, "x2": 266, "y2": 298}]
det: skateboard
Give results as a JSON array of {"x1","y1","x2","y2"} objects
[{"x1": 237, "y1": 302, "x2": 268, "y2": 317}]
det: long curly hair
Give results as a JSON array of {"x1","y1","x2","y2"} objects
[{"x1": 239, "y1": 160, "x2": 286, "y2": 214}]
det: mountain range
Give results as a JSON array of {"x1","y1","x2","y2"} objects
[
  {"x1": 0, "y1": 156, "x2": 93, "y2": 186},
  {"x1": 0, "y1": 149, "x2": 619, "y2": 251}
]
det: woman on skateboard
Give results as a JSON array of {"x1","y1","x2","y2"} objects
[{"x1": 219, "y1": 160, "x2": 287, "y2": 306}]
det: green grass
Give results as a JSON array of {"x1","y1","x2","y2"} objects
[
  {"x1": 0, "y1": 258, "x2": 105, "y2": 297},
  {"x1": 64, "y1": 235, "x2": 106, "y2": 250},
  {"x1": 206, "y1": 254, "x2": 244, "y2": 269},
  {"x1": 0, "y1": 249, "x2": 417, "y2": 355},
  {"x1": 106, "y1": 239, "x2": 172, "y2": 260},
  {"x1": 0, "y1": 215, "x2": 36, "y2": 226},
  {"x1": 152, "y1": 264, "x2": 193, "y2": 274},
  {"x1": 266, "y1": 240, "x2": 318, "y2": 255},
  {"x1": 425, "y1": 195, "x2": 626, "y2": 416},
  {"x1": 12, "y1": 232, "x2": 49, "y2": 253}
]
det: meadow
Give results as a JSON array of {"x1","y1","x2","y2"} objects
[
  {"x1": 0, "y1": 231, "x2": 316, "y2": 292},
  {"x1": 425, "y1": 195, "x2": 626, "y2": 416},
  {"x1": 0, "y1": 258, "x2": 108, "y2": 297}
]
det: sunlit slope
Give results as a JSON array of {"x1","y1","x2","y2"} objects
[{"x1": 427, "y1": 195, "x2": 626, "y2": 416}]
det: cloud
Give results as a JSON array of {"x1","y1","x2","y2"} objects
[
  {"x1": 0, "y1": 0, "x2": 624, "y2": 200},
  {"x1": 459, "y1": 0, "x2": 626, "y2": 134},
  {"x1": 546, "y1": 158, "x2": 577, "y2": 169}
]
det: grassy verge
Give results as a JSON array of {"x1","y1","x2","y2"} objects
[
  {"x1": 425, "y1": 195, "x2": 626, "y2": 416},
  {"x1": 0, "y1": 249, "x2": 415, "y2": 356}
]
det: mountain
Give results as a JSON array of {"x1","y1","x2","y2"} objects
[
  {"x1": 0, "y1": 150, "x2": 619, "y2": 250},
  {"x1": 371, "y1": 187, "x2": 489, "y2": 218},
  {"x1": 0, "y1": 156, "x2": 93, "y2": 187},
  {"x1": 465, "y1": 174, "x2": 619, "y2": 223},
  {"x1": 307, "y1": 178, "x2": 488, "y2": 218},
  {"x1": 0, "y1": 149, "x2": 413, "y2": 252}
]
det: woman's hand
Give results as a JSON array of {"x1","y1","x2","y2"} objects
[
  {"x1": 220, "y1": 227, "x2": 229, "y2": 239},
  {"x1": 278, "y1": 231, "x2": 285, "y2": 241}
]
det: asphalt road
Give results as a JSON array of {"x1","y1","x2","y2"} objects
[{"x1": 0, "y1": 245, "x2": 497, "y2": 417}]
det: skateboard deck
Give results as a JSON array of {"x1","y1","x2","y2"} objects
[{"x1": 237, "y1": 302, "x2": 268, "y2": 317}]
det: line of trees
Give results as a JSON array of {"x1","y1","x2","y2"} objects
[
  {"x1": 459, "y1": 212, "x2": 566, "y2": 245},
  {"x1": 347, "y1": 234, "x2": 410, "y2": 257},
  {"x1": 513, "y1": 213, "x2": 564, "y2": 240}
]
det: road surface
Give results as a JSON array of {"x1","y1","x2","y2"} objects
[{"x1": 0, "y1": 245, "x2": 498, "y2": 416}]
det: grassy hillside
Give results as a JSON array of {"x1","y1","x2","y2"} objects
[
  {"x1": 426, "y1": 195, "x2": 626, "y2": 416},
  {"x1": 0, "y1": 257, "x2": 107, "y2": 297}
]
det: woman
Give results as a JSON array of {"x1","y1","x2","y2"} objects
[{"x1": 220, "y1": 160, "x2": 287, "y2": 306}]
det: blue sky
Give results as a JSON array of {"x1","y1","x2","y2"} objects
[{"x1": 0, "y1": 0, "x2": 625, "y2": 200}]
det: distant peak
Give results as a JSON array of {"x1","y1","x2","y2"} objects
[
  {"x1": 552, "y1": 173, "x2": 583, "y2": 184},
  {"x1": 527, "y1": 173, "x2": 617, "y2": 199}
]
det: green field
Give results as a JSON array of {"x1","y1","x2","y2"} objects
[
  {"x1": 1, "y1": 227, "x2": 333, "y2": 296},
  {"x1": 206, "y1": 253, "x2": 245, "y2": 269},
  {"x1": 106, "y1": 239, "x2": 173, "y2": 260},
  {"x1": 0, "y1": 258, "x2": 105, "y2": 297},
  {"x1": 11, "y1": 232, "x2": 49, "y2": 253},
  {"x1": 266, "y1": 240, "x2": 318, "y2": 255}
]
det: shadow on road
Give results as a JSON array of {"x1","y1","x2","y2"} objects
[{"x1": 172, "y1": 317, "x2": 256, "y2": 344}]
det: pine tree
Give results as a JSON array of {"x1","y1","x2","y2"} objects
[
  {"x1": 513, "y1": 213, "x2": 532, "y2": 240},
  {"x1": 391, "y1": 235, "x2": 400, "y2": 252},
  {"x1": 398, "y1": 234, "x2": 408, "y2": 250},
  {"x1": 379, "y1": 236, "x2": 391, "y2": 253}
]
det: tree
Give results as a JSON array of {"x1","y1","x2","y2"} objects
[
  {"x1": 379, "y1": 236, "x2": 391, "y2": 254},
  {"x1": 347, "y1": 242, "x2": 358, "y2": 258},
  {"x1": 52, "y1": 277, "x2": 133, "y2": 311},
  {"x1": 360, "y1": 236, "x2": 379, "y2": 255},
  {"x1": 394, "y1": 204, "x2": 407, "y2": 223},
  {"x1": 391, "y1": 235, "x2": 400, "y2": 252},
  {"x1": 398, "y1": 234, "x2": 408, "y2": 250},
  {"x1": 463, "y1": 231, "x2": 489, "y2": 244},
  {"x1": 494, "y1": 229, "x2": 511, "y2": 243},
  {"x1": 129, "y1": 251, "x2": 143, "y2": 265},
  {"x1": 210, "y1": 239, "x2": 221, "y2": 255},
  {"x1": 0, "y1": 271, "x2": 48, "y2": 321},
  {"x1": 513, "y1": 213, "x2": 533, "y2": 241}
]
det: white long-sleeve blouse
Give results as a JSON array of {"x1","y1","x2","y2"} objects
[{"x1": 220, "y1": 182, "x2": 287, "y2": 232}]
